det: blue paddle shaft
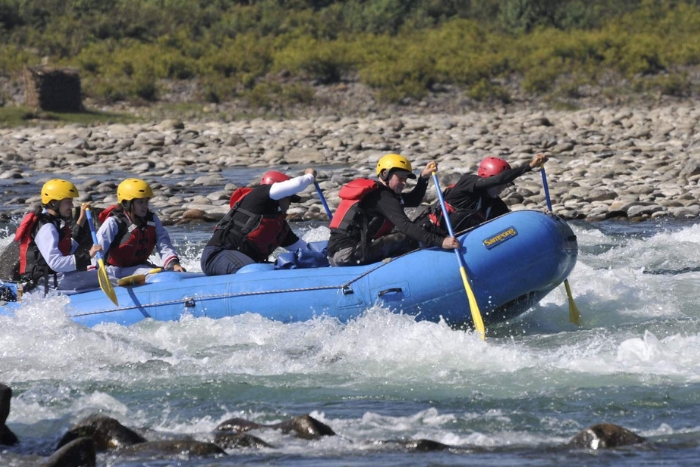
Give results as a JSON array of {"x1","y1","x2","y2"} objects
[
  {"x1": 84, "y1": 208, "x2": 105, "y2": 263},
  {"x1": 314, "y1": 181, "x2": 333, "y2": 221},
  {"x1": 541, "y1": 167, "x2": 553, "y2": 211},
  {"x1": 431, "y1": 173, "x2": 465, "y2": 265}
]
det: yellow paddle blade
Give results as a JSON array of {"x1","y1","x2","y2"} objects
[
  {"x1": 459, "y1": 266, "x2": 486, "y2": 340},
  {"x1": 117, "y1": 268, "x2": 162, "y2": 287},
  {"x1": 117, "y1": 274, "x2": 146, "y2": 287},
  {"x1": 564, "y1": 279, "x2": 581, "y2": 326},
  {"x1": 97, "y1": 258, "x2": 118, "y2": 306}
]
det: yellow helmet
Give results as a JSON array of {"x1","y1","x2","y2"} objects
[
  {"x1": 117, "y1": 178, "x2": 154, "y2": 203},
  {"x1": 376, "y1": 154, "x2": 416, "y2": 180},
  {"x1": 41, "y1": 179, "x2": 79, "y2": 205}
]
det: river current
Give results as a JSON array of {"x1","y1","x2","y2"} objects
[{"x1": 2, "y1": 183, "x2": 700, "y2": 465}]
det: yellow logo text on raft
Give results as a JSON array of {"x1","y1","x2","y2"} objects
[{"x1": 483, "y1": 227, "x2": 518, "y2": 249}]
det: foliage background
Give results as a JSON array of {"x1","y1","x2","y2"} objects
[{"x1": 1, "y1": 0, "x2": 699, "y2": 107}]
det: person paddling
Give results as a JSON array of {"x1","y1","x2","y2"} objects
[
  {"x1": 200, "y1": 169, "x2": 317, "y2": 276},
  {"x1": 95, "y1": 178, "x2": 185, "y2": 279},
  {"x1": 13, "y1": 179, "x2": 102, "y2": 292},
  {"x1": 420, "y1": 153, "x2": 548, "y2": 234},
  {"x1": 327, "y1": 154, "x2": 459, "y2": 267}
]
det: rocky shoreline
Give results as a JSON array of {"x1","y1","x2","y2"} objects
[{"x1": 2, "y1": 104, "x2": 700, "y2": 225}]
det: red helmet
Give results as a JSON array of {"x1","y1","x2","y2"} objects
[
  {"x1": 477, "y1": 157, "x2": 511, "y2": 178},
  {"x1": 261, "y1": 170, "x2": 291, "y2": 185}
]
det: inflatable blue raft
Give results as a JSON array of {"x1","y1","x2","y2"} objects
[{"x1": 0, "y1": 210, "x2": 577, "y2": 329}]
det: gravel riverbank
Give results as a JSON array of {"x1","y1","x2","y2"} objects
[{"x1": 2, "y1": 104, "x2": 700, "y2": 224}]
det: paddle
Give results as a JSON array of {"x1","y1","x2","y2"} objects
[
  {"x1": 85, "y1": 207, "x2": 118, "y2": 306},
  {"x1": 432, "y1": 172, "x2": 486, "y2": 340},
  {"x1": 117, "y1": 268, "x2": 162, "y2": 287},
  {"x1": 540, "y1": 167, "x2": 581, "y2": 325},
  {"x1": 314, "y1": 181, "x2": 333, "y2": 221}
]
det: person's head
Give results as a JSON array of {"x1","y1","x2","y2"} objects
[
  {"x1": 478, "y1": 156, "x2": 512, "y2": 198},
  {"x1": 41, "y1": 179, "x2": 79, "y2": 219},
  {"x1": 117, "y1": 178, "x2": 153, "y2": 218},
  {"x1": 260, "y1": 170, "x2": 301, "y2": 206},
  {"x1": 376, "y1": 154, "x2": 416, "y2": 194}
]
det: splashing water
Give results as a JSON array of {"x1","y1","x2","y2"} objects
[{"x1": 2, "y1": 220, "x2": 700, "y2": 465}]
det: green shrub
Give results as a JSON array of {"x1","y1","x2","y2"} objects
[
  {"x1": 273, "y1": 36, "x2": 352, "y2": 84},
  {"x1": 280, "y1": 82, "x2": 315, "y2": 105},
  {"x1": 4, "y1": 0, "x2": 700, "y2": 106},
  {"x1": 640, "y1": 73, "x2": 692, "y2": 97},
  {"x1": 247, "y1": 82, "x2": 279, "y2": 108},
  {"x1": 467, "y1": 79, "x2": 511, "y2": 103}
]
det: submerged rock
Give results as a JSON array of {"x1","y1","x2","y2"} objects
[
  {"x1": 121, "y1": 439, "x2": 226, "y2": 457},
  {"x1": 273, "y1": 415, "x2": 336, "y2": 440},
  {"x1": 375, "y1": 438, "x2": 451, "y2": 452},
  {"x1": 215, "y1": 414, "x2": 335, "y2": 440},
  {"x1": 56, "y1": 414, "x2": 147, "y2": 452},
  {"x1": 44, "y1": 437, "x2": 96, "y2": 467},
  {"x1": 215, "y1": 417, "x2": 264, "y2": 433},
  {"x1": 213, "y1": 432, "x2": 273, "y2": 449},
  {"x1": 569, "y1": 423, "x2": 646, "y2": 449},
  {"x1": 0, "y1": 383, "x2": 18, "y2": 446}
]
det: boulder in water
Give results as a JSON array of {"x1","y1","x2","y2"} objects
[
  {"x1": 122, "y1": 439, "x2": 226, "y2": 457},
  {"x1": 44, "y1": 437, "x2": 96, "y2": 467},
  {"x1": 0, "y1": 383, "x2": 18, "y2": 446},
  {"x1": 568, "y1": 423, "x2": 646, "y2": 449},
  {"x1": 215, "y1": 414, "x2": 335, "y2": 440},
  {"x1": 213, "y1": 431, "x2": 273, "y2": 449},
  {"x1": 56, "y1": 414, "x2": 147, "y2": 452}
]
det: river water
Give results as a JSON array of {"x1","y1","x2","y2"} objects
[{"x1": 2, "y1": 193, "x2": 700, "y2": 465}]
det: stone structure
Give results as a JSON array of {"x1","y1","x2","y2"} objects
[{"x1": 23, "y1": 66, "x2": 83, "y2": 112}]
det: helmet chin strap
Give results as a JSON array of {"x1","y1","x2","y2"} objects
[
  {"x1": 46, "y1": 200, "x2": 65, "y2": 217},
  {"x1": 123, "y1": 200, "x2": 147, "y2": 225}
]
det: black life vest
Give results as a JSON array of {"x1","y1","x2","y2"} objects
[
  {"x1": 14, "y1": 211, "x2": 72, "y2": 287},
  {"x1": 426, "y1": 185, "x2": 492, "y2": 233},
  {"x1": 213, "y1": 187, "x2": 290, "y2": 262},
  {"x1": 98, "y1": 205, "x2": 157, "y2": 267}
]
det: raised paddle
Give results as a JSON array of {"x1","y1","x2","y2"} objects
[
  {"x1": 85, "y1": 207, "x2": 118, "y2": 306},
  {"x1": 540, "y1": 166, "x2": 581, "y2": 325},
  {"x1": 314, "y1": 181, "x2": 333, "y2": 221},
  {"x1": 432, "y1": 172, "x2": 486, "y2": 340}
]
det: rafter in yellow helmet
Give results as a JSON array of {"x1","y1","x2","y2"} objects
[
  {"x1": 41, "y1": 179, "x2": 79, "y2": 205},
  {"x1": 376, "y1": 154, "x2": 413, "y2": 177},
  {"x1": 117, "y1": 178, "x2": 154, "y2": 203}
]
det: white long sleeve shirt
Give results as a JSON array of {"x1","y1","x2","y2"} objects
[{"x1": 96, "y1": 211, "x2": 180, "y2": 269}]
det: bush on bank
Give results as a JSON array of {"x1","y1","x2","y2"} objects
[{"x1": 1, "y1": 0, "x2": 700, "y2": 105}]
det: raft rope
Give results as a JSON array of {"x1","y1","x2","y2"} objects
[{"x1": 71, "y1": 258, "x2": 395, "y2": 317}]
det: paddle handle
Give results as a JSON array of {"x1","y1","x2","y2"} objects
[
  {"x1": 540, "y1": 167, "x2": 553, "y2": 211},
  {"x1": 314, "y1": 181, "x2": 333, "y2": 221},
  {"x1": 84, "y1": 208, "x2": 105, "y2": 263}
]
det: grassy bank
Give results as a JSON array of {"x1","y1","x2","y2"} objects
[{"x1": 1, "y1": 0, "x2": 699, "y2": 107}]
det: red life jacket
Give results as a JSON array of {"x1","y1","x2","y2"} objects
[
  {"x1": 14, "y1": 211, "x2": 72, "y2": 276},
  {"x1": 428, "y1": 184, "x2": 456, "y2": 227},
  {"x1": 100, "y1": 205, "x2": 157, "y2": 267},
  {"x1": 229, "y1": 187, "x2": 253, "y2": 208},
  {"x1": 214, "y1": 187, "x2": 290, "y2": 262},
  {"x1": 329, "y1": 178, "x2": 394, "y2": 240}
]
